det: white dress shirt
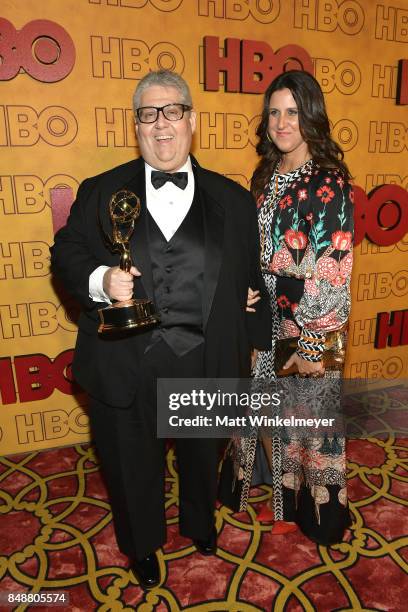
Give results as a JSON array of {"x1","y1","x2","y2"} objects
[{"x1": 89, "y1": 157, "x2": 195, "y2": 303}]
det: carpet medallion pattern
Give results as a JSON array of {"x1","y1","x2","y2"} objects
[{"x1": 0, "y1": 437, "x2": 407, "y2": 611}]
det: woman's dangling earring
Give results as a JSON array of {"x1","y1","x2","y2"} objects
[{"x1": 266, "y1": 132, "x2": 273, "y2": 143}]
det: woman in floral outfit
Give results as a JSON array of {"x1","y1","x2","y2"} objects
[{"x1": 246, "y1": 70, "x2": 354, "y2": 544}]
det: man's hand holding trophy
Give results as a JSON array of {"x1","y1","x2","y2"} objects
[{"x1": 98, "y1": 189, "x2": 160, "y2": 335}]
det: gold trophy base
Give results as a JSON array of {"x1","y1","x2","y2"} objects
[{"x1": 98, "y1": 298, "x2": 160, "y2": 335}]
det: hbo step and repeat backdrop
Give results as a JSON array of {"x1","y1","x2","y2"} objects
[{"x1": 1, "y1": 0, "x2": 407, "y2": 455}]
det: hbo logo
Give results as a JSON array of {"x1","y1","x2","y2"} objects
[{"x1": 0, "y1": 18, "x2": 75, "y2": 82}]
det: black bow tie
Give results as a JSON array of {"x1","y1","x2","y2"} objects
[{"x1": 151, "y1": 170, "x2": 188, "y2": 190}]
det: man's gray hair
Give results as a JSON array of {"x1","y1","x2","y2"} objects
[{"x1": 133, "y1": 70, "x2": 193, "y2": 114}]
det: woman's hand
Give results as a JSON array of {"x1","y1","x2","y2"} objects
[
  {"x1": 283, "y1": 352, "x2": 325, "y2": 377},
  {"x1": 251, "y1": 349, "x2": 258, "y2": 369},
  {"x1": 246, "y1": 287, "x2": 261, "y2": 312}
]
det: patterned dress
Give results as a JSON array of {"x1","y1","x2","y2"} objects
[{"x1": 250, "y1": 159, "x2": 354, "y2": 544}]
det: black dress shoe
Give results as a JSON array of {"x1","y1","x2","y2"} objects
[
  {"x1": 130, "y1": 552, "x2": 161, "y2": 590},
  {"x1": 193, "y1": 528, "x2": 217, "y2": 556}
]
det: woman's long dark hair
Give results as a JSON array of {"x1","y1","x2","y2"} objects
[{"x1": 251, "y1": 70, "x2": 352, "y2": 199}]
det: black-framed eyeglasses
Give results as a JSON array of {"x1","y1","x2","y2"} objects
[{"x1": 136, "y1": 103, "x2": 192, "y2": 124}]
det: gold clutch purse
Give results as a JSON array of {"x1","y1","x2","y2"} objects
[{"x1": 275, "y1": 328, "x2": 347, "y2": 377}]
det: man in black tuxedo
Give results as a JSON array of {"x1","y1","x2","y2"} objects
[{"x1": 51, "y1": 70, "x2": 270, "y2": 589}]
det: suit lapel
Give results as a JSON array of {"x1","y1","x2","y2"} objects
[
  {"x1": 98, "y1": 159, "x2": 153, "y2": 301},
  {"x1": 196, "y1": 167, "x2": 225, "y2": 331},
  {"x1": 123, "y1": 166, "x2": 154, "y2": 301}
]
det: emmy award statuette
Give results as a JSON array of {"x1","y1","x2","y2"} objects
[{"x1": 98, "y1": 189, "x2": 160, "y2": 335}]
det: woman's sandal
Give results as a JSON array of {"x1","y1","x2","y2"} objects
[
  {"x1": 256, "y1": 504, "x2": 275, "y2": 523},
  {"x1": 270, "y1": 521, "x2": 298, "y2": 535}
]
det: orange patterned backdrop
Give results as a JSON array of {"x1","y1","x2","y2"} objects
[{"x1": 1, "y1": 0, "x2": 407, "y2": 455}]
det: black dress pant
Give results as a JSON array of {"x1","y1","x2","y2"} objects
[{"x1": 88, "y1": 340, "x2": 219, "y2": 561}]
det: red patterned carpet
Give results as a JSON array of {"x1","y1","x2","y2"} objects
[{"x1": 0, "y1": 438, "x2": 407, "y2": 611}]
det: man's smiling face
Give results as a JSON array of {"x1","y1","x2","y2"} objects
[{"x1": 135, "y1": 85, "x2": 196, "y2": 172}]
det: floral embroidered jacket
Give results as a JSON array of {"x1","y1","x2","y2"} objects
[{"x1": 257, "y1": 161, "x2": 354, "y2": 345}]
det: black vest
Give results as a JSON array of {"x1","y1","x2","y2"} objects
[{"x1": 147, "y1": 188, "x2": 205, "y2": 356}]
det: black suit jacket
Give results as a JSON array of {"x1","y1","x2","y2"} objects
[{"x1": 51, "y1": 156, "x2": 271, "y2": 406}]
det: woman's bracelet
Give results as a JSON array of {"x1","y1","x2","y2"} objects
[
  {"x1": 296, "y1": 348, "x2": 323, "y2": 362},
  {"x1": 297, "y1": 329, "x2": 325, "y2": 362}
]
